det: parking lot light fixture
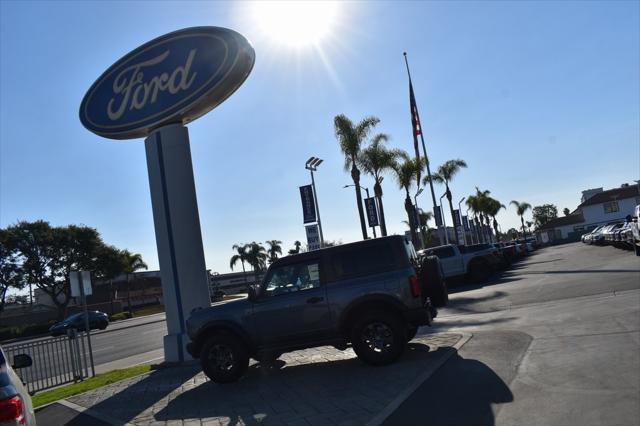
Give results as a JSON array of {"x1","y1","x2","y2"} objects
[{"x1": 440, "y1": 191, "x2": 449, "y2": 244}]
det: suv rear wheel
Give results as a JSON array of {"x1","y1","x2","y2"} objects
[
  {"x1": 351, "y1": 311, "x2": 406, "y2": 366},
  {"x1": 200, "y1": 332, "x2": 249, "y2": 383}
]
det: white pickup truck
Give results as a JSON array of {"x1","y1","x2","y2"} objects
[{"x1": 418, "y1": 244, "x2": 500, "y2": 282}]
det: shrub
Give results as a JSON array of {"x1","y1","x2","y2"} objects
[{"x1": 109, "y1": 312, "x2": 132, "y2": 321}]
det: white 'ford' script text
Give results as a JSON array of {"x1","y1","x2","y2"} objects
[{"x1": 107, "y1": 49, "x2": 198, "y2": 121}]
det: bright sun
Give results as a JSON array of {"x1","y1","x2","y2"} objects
[{"x1": 251, "y1": 1, "x2": 339, "y2": 48}]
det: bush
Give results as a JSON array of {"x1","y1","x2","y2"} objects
[{"x1": 109, "y1": 312, "x2": 132, "y2": 321}]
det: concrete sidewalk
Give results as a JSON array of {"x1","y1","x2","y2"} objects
[{"x1": 38, "y1": 332, "x2": 469, "y2": 426}]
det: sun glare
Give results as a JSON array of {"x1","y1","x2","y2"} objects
[{"x1": 251, "y1": 1, "x2": 339, "y2": 48}]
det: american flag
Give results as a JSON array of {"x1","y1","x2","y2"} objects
[{"x1": 409, "y1": 81, "x2": 422, "y2": 161}]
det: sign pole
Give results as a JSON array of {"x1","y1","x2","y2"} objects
[
  {"x1": 77, "y1": 272, "x2": 95, "y2": 377},
  {"x1": 309, "y1": 169, "x2": 324, "y2": 247}
]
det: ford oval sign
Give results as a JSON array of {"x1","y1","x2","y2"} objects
[{"x1": 80, "y1": 27, "x2": 255, "y2": 140}]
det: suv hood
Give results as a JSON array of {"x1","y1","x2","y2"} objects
[{"x1": 186, "y1": 296, "x2": 252, "y2": 339}]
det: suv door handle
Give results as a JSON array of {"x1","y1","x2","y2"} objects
[{"x1": 306, "y1": 297, "x2": 324, "y2": 304}]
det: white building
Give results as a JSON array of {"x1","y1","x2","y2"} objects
[{"x1": 538, "y1": 183, "x2": 639, "y2": 242}]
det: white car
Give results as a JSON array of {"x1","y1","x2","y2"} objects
[
  {"x1": 0, "y1": 346, "x2": 36, "y2": 426},
  {"x1": 632, "y1": 204, "x2": 640, "y2": 256}
]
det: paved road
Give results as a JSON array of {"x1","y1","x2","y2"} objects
[{"x1": 389, "y1": 242, "x2": 640, "y2": 425}]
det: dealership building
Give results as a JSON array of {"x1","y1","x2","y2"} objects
[{"x1": 538, "y1": 182, "x2": 640, "y2": 243}]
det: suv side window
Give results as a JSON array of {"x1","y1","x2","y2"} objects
[
  {"x1": 263, "y1": 260, "x2": 321, "y2": 297},
  {"x1": 330, "y1": 242, "x2": 397, "y2": 280}
]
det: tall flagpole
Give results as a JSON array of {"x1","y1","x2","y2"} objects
[{"x1": 403, "y1": 52, "x2": 441, "y2": 241}]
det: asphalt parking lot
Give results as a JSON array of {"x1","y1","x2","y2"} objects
[{"x1": 37, "y1": 242, "x2": 640, "y2": 426}]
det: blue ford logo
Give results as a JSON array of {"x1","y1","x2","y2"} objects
[{"x1": 80, "y1": 27, "x2": 255, "y2": 140}]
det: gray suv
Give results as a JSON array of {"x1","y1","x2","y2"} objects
[{"x1": 186, "y1": 236, "x2": 445, "y2": 383}]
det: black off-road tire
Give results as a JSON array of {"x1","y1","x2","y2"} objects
[
  {"x1": 406, "y1": 326, "x2": 418, "y2": 342},
  {"x1": 351, "y1": 311, "x2": 406, "y2": 366},
  {"x1": 419, "y1": 255, "x2": 449, "y2": 307},
  {"x1": 200, "y1": 332, "x2": 249, "y2": 384}
]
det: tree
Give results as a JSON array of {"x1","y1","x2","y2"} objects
[
  {"x1": 532, "y1": 204, "x2": 558, "y2": 229},
  {"x1": 563, "y1": 208, "x2": 570, "y2": 216},
  {"x1": 230, "y1": 243, "x2": 249, "y2": 275},
  {"x1": 121, "y1": 250, "x2": 148, "y2": 313},
  {"x1": 0, "y1": 229, "x2": 24, "y2": 313},
  {"x1": 525, "y1": 221, "x2": 534, "y2": 234},
  {"x1": 358, "y1": 133, "x2": 402, "y2": 237},
  {"x1": 393, "y1": 152, "x2": 424, "y2": 247},
  {"x1": 334, "y1": 114, "x2": 380, "y2": 240},
  {"x1": 288, "y1": 241, "x2": 302, "y2": 255},
  {"x1": 417, "y1": 210, "x2": 434, "y2": 245},
  {"x1": 424, "y1": 159, "x2": 467, "y2": 244},
  {"x1": 265, "y1": 240, "x2": 283, "y2": 264},
  {"x1": 6, "y1": 221, "x2": 108, "y2": 319},
  {"x1": 486, "y1": 197, "x2": 506, "y2": 242},
  {"x1": 510, "y1": 201, "x2": 532, "y2": 240},
  {"x1": 93, "y1": 244, "x2": 127, "y2": 314},
  {"x1": 245, "y1": 242, "x2": 267, "y2": 282}
]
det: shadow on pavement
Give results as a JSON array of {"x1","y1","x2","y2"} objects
[{"x1": 383, "y1": 352, "x2": 513, "y2": 426}]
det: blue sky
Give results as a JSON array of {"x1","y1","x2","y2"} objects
[{"x1": 1, "y1": 1, "x2": 638, "y2": 273}]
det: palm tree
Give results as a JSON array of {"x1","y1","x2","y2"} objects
[
  {"x1": 288, "y1": 240, "x2": 302, "y2": 255},
  {"x1": 245, "y1": 242, "x2": 267, "y2": 283},
  {"x1": 486, "y1": 197, "x2": 506, "y2": 242},
  {"x1": 525, "y1": 221, "x2": 534, "y2": 234},
  {"x1": 265, "y1": 240, "x2": 282, "y2": 264},
  {"x1": 334, "y1": 114, "x2": 380, "y2": 240},
  {"x1": 392, "y1": 152, "x2": 424, "y2": 247},
  {"x1": 358, "y1": 133, "x2": 402, "y2": 237},
  {"x1": 465, "y1": 194, "x2": 481, "y2": 244},
  {"x1": 121, "y1": 251, "x2": 148, "y2": 313},
  {"x1": 230, "y1": 243, "x2": 249, "y2": 282},
  {"x1": 510, "y1": 200, "x2": 532, "y2": 240},
  {"x1": 417, "y1": 210, "x2": 434, "y2": 245},
  {"x1": 423, "y1": 159, "x2": 467, "y2": 244}
]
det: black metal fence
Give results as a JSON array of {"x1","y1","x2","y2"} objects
[{"x1": 4, "y1": 330, "x2": 93, "y2": 394}]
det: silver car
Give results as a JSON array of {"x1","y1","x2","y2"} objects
[{"x1": 0, "y1": 346, "x2": 36, "y2": 426}]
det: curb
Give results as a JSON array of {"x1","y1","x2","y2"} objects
[{"x1": 366, "y1": 331, "x2": 473, "y2": 426}]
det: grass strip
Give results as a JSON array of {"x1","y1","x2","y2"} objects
[{"x1": 32, "y1": 364, "x2": 152, "y2": 408}]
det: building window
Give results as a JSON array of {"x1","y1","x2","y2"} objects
[{"x1": 603, "y1": 201, "x2": 619, "y2": 214}]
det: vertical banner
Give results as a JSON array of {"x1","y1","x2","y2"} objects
[
  {"x1": 365, "y1": 197, "x2": 379, "y2": 227},
  {"x1": 452, "y1": 209, "x2": 461, "y2": 227},
  {"x1": 299, "y1": 185, "x2": 316, "y2": 224},
  {"x1": 305, "y1": 224, "x2": 321, "y2": 251},
  {"x1": 462, "y1": 215, "x2": 470, "y2": 231},
  {"x1": 434, "y1": 206, "x2": 443, "y2": 227}
]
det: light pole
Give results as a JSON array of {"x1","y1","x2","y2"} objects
[
  {"x1": 458, "y1": 197, "x2": 466, "y2": 246},
  {"x1": 344, "y1": 184, "x2": 377, "y2": 238},
  {"x1": 439, "y1": 191, "x2": 449, "y2": 245},
  {"x1": 305, "y1": 157, "x2": 325, "y2": 247}
]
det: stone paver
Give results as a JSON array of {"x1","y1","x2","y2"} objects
[{"x1": 69, "y1": 333, "x2": 462, "y2": 425}]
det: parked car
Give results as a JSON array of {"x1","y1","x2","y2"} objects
[
  {"x1": 603, "y1": 223, "x2": 624, "y2": 244},
  {"x1": 420, "y1": 243, "x2": 499, "y2": 282},
  {"x1": 632, "y1": 205, "x2": 640, "y2": 256},
  {"x1": 49, "y1": 311, "x2": 109, "y2": 336},
  {"x1": 186, "y1": 236, "x2": 445, "y2": 383},
  {"x1": 0, "y1": 346, "x2": 36, "y2": 426},
  {"x1": 590, "y1": 225, "x2": 607, "y2": 245}
]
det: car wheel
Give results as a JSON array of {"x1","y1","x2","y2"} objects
[
  {"x1": 351, "y1": 311, "x2": 405, "y2": 366},
  {"x1": 419, "y1": 255, "x2": 449, "y2": 308},
  {"x1": 200, "y1": 332, "x2": 249, "y2": 384},
  {"x1": 406, "y1": 326, "x2": 418, "y2": 342}
]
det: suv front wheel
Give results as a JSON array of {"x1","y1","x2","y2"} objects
[
  {"x1": 351, "y1": 311, "x2": 406, "y2": 366},
  {"x1": 200, "y1": 332, "x2": 249, "y2": 383}
]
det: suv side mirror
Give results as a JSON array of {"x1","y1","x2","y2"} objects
[{"x1": 12, "y1": 354, "x2": 32, "y2": 369}]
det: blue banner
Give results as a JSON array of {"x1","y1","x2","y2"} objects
[
  {"x1": 365, "y1": 197, "x2": 379, "y2": 227},
  {"x1": 299, "y1": 185, "x2": 316, "y2": 224},
  {"x1": 453, "y1": 209, "x2": 461, "y2": 227},
  {"x1": 434, "y1": 206, "x2": 443, "y2": 227}
]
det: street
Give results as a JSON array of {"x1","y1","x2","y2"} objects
[{"x1": 35, "y1": 241, "x2": 640, "y2": 425}]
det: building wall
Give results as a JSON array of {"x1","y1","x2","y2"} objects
[{"x1": 581, "y1": 196, "x2": 640, "y2": 227}]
